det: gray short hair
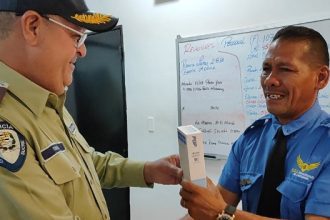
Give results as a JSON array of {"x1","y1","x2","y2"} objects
[{"x1": 0, "y1": 12, "x2": 16, "y2": 40}]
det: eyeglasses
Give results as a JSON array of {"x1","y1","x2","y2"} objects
[{"x1": 43, "y1": 16, "x2": 87, "y2": 48}]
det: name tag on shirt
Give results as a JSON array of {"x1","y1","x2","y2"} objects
[{"x1": 41, "y1": 143, "x2": 65, "y2": 161}]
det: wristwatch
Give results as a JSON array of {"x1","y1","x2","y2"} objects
[{"x1": 216, "y1": 205, "x2": 236, "y2": 220}]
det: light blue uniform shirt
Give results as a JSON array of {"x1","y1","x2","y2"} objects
[{"x1": 219, "y1": 101, "x2": 330, "y2": 219}]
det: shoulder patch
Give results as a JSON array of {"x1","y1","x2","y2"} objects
[{"x1": 0, "y1": 121, "x2": 27, "y2": 172}]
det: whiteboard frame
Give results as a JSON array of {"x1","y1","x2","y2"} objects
[{"x1": 176, "y1": 14, "x2": 330, "y2": 158}]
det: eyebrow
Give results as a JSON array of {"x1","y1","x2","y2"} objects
[{"x1": 263, "y1": 57, "x2": 294, "y2": 66}]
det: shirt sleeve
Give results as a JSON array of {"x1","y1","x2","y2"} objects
[
  {"x1": 91, "y1": 150, "x2": 150, "y2": 188},
  {"x1": 218, "y1": 136, "x2": 243, "y2": 195}
]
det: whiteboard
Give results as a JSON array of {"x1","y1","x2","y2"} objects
[{"x1": 176, "y1": 17, "x2": 330, "y2": 158}]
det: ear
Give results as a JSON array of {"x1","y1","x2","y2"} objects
[
  {"x1": 20, "y1": 11, "x2": 43, "y2": 46},
  {"x1": 315, "y1": 65, "x2": 330, "y2": 90}
]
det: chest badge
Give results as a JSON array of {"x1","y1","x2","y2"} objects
[
  {"x1": 297, "y1": 155, "x2": 320, "y2": 172},
  {"x1": 68, "y1": 122, "x2": 77, "y2": 135}
]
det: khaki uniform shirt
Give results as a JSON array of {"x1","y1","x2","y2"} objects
[{"x1": 0, "y1": 62, "x2": 148, "y2": 220}]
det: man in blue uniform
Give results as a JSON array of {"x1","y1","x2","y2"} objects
[{"x1": 180, "y1": 26, "x2": 330, "y2": 220}]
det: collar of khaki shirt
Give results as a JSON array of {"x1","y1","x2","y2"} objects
[{"x1": 0, "y1": 61, "x2": 66, "y2": 116}]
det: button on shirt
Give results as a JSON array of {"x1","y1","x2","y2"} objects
[
  {"x1": 0, "y1": 62, "x2": 149, "y2": 220},
  {"x1": 219, "y1": 102, "x2": 330, "y2": 219}
]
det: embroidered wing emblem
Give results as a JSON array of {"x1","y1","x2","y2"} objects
[
  {"x1": 0, "y1": 121, "x2": 26, "y2": 172},
  {"x1": 297, "y1": 155, "x2": 320, "y2": 172}
]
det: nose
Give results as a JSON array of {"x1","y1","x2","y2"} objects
[
  {"x1": 262, "y1": 72, "x2": 280, "y2": 87},
  {"x1": 76, "y1": 43, "x2": 87, "y2": 58}
]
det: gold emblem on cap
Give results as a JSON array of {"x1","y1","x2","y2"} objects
[{"x1": 71, "y1": 13, "x2": 111, "y2": 24}]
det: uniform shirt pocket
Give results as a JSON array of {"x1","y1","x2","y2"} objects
[
  {"x1": 44, "y1": 150, "x2": 81, "y2": 185},
  {"x1": 278, "y1": 179, "x2": 311, "y2": 219},
  {"x1": 240, "y1": 172, "x2": 262, "y2": 212}
]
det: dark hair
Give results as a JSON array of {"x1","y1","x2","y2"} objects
[{"x1": 273, "y1": 25, "x2": 329, "y2": 66}]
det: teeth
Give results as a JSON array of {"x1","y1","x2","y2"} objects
[{"x1": 268, "y1": 94, "x2": 282, "y2": 99}]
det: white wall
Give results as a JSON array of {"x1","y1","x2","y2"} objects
[{"x1": 86, "y1": 0, "x2": 330, "y2": 219}]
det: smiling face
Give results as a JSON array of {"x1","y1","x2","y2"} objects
[
  {"x1": 0, "y1": 11, "x2": 88, "y2": 96},
  {"x1": 37, "y1": 15, "x2": 87, "y2": 95},
  {"x1": 261, "y1": 38, "x2": 329, "y2": 124}
]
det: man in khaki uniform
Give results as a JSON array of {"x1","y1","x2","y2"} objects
[{"x1": 0, "y1": 0, "x2": 183, "y2": 219}]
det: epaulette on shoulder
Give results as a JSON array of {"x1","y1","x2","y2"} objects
[
  {"x1": 243, "y1": 114, "x2": 272, "y2": 135},
  {"x1": 0, "y1": 81, "x2": 9, "y2": 103}
]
